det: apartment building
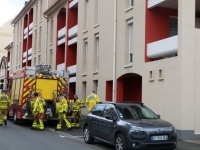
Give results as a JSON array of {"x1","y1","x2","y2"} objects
[
  {"x1": 8, "y1": 0, "x2": 78, "y2": 99},
  {"x1": 8, "y1": 0, "x2": 200, "y2": 140},
  {"x1": 76, "y1": 0, "x2": 200, "y2": 140},
  {"x1": 0, "y1": 19, "x2": 13, "y2": 87}
]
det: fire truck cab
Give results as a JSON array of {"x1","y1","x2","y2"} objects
[{"x1": 7, "y1": 64, "x2": 68, "y2": 123}]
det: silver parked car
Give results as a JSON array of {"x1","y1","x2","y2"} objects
[{"x1": 83, "y1": 102, "x2": 177, "y2": 150}]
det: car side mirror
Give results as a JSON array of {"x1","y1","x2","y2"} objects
[{"x1": 157, "y1": 115, "x2": 161, "y2": 119}]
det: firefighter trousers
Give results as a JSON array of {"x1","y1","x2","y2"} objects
[
  {"x1": 56, "y1": 113, "x2": 71, "y2": 130},
  {"x1": 38, "y1": 113, "x2": 44, "y2": 130},
  {"x1": 32, "y1": 114, "x2": 39, "y2": 129},
  {"x1": 71, "y1": 111, "x2": 80, "y2": 128},
  {"x1": 0, "y1": 109, "x2": 7, "y2": 126}
]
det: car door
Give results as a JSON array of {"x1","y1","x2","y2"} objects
[
  {"x1": 90, "y1": 105, "x2": 105, "y2": 138},
  {"x1": 100, "y1": 106, "x2": 118, "y2": 142}
]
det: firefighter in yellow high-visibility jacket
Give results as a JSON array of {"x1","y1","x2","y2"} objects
[
  {"x1": 32, "y1": 92, "x2": 46, "y2": 131},
  {"x1": 0, "y1": 89, "x2": 11, "y2": 126},
  {"x1": 86, "y1": 90, "x2": 100, "y2": 112},
  {"x1": 71, "y1": 95, "x2": 85, "y2": 128},
  {"x1": 31, "y1": 93, "x2": 39, "y2": 129},
  {"x1": 55, "y1": 93, "x2": 71, "y2": 131}
]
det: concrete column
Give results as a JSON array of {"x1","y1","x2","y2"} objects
[{"x1": 178, "y1": 0, "x2": 197, "y2": 139}]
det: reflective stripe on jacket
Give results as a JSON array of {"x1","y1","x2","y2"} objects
[
  {"x1": 0, "y1": 94, "x2": 11, "y2": 109},
  {"x1": 33, "y1": 97, "x2": 46, "y2": 113},
  {"x1": 86, "y1": 93, "x2": 100, "y2": 111}
]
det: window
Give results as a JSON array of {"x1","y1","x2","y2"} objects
[
  {"x1": 38, "y1": 55, "x2": 41, "y2": 64},
  {"x1": 34, "y1": 58, "x2": 36, "y2": 66},
  {"x1": 94, "y1": 0, "x2": 100, "y2": 24},
  {"x1": 49, "y1": 50, "x2": 53, "y2": 68},
  {"x1": 127, "y1": 18, "x2": 133, "y2": 63},
  {"x1": 126, "y1": 0, "x2": 133, "y2": 8},
  {"x1": 83, "y1": 39, "x2": 88, "y2": 73},
  {"x1": 35, "y1": 2, "x2": 38, "y2": 24},
  {"x1": 34, "y1": 30, "x2": 37, "y2": 52},
  {"x1": 158, "y1": 68, "x2": 164, "y2": 81},
  {"x1": 50, "y1": 17, "x2": 54, "y2": 43},
  {"x1": 94, "y1": 34, "x2": 99, "y2": 71},
  {"x1": 19, "y1": 42, "x2": 21, "y2": 61},
  {"x1": 40, "y1": 0, "x2": 43, "y2": 21},
  {"x1": 149, "y1": 70, "x2": 154, "y2": 82},
  {"x1": 104, "y1": 106, "x2": 117, "y2": 118},
  {"x1": 93, "y1": 80, "x2": 98, "y2": 95},
  {"x1": 84, "y1": 0, "x2": 89, "y2": 29},
  {"x1": 17, "y1": 23, "x2": 19, "y2": 40},
  {"x1": 92, "y1": 105, "x2": 105, "y2": 117},
  {"x1": 83, "y1": 82, "x2": 87, "y2": 100},
  {"x1": 39, "y1": 27, "x2": 42, "y2": 50},
  {"x1": 16, "y1": 45, "x2": 18, "y2": 62},
  {"x1": 20, "y1": 20, "x2": 22, "y2": 38},
  {"x1": 169, "y1": 17, "x2": 178, "y2": 37}
]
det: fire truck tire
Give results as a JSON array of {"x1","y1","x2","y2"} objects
[{"x1": 13, "y1": 110, "x2": 19, "y2": 124}]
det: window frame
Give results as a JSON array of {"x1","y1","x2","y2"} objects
[{"x1": 127, "y1": 18, "x2": 133, "y2": 63}]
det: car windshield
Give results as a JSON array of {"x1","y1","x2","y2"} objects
[{"x1": 116, "y1": 105, "x2": 158, "y2": 119}]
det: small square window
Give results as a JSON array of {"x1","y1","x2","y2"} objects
[
  {"x1": 149, "y1": 70, "x2": 154, "y2": 82},
  {"x1": 158, "y1": 68, "x2": 164, "y2": 81}
]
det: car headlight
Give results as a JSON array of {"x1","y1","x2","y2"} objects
[
  {"x1": 171, "y1": 126, "x2": 176, "y2": 133},
  {"x1": 130, "y1": 126, "x2": 145, "y2": 135}
]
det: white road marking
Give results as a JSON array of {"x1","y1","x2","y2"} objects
[{"x1": 46, "y1": 128, "x2": 104, "y2": 150}]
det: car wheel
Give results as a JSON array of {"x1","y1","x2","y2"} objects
[
  {"x1": 83, "y1": 126, "x2": 94, "y2": 144},
  {"x1": 115, "y1": 134, "x2": 127, "y2": 150}
]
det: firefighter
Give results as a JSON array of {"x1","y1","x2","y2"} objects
[
  {"x1": 55, "y1": 93, "x2": 71, "y2": 131},
  {"x1": 86, "y1": 90, "x2": 100, "y2": 112},
  {"x1": 32, "y1": 92, "x2": 46, "y2": 131},
  {"x1": 31, "y1": 92, "x2": 39, "y2": 129},
  {"x1": 71, "y1": 95, "x2": 85, "y2": 128},
  {"x1": 0, "y1": 89, "x2": 11, "y2": 126}
]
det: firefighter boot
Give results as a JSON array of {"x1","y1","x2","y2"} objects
[
  {"x1": 4, "y1": 120, "x2": 7, "y2": 126},
  {"x1": 55, "y1": 119, "x2": 62, "y2": 131},
  {"x1": 71, "y1": 118, "x2": 75, "y2": 128}
]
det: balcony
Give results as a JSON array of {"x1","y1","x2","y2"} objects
[
  {"x1": 23, "y1": 58, "x2": 26, "y2": 63},
  {"x1": 23, "y1": 52, "x2": 27, "y2": 58},
  {"x1": 147, "y1": 35, "x2": 178, "y2": 59},
  {"x1": 29, "y1": 30, "x2": 33, "y2": 36},
  {"x1": 69, "y1": 0, "x2": 78, "y2": 9},
  {"x1": 68, "y1": 25, "x2": 78, "y2": 39},
  {"x1": 29, "y1": 22, "x2": 33, "y2": 30},
  {"x1": 28, "y1": 56, "x2": 32, "y2": 61},
  {"x1": 148, "y1": 0, "x2": 178, "y2": 9},
  {"x1": 68, "y1": 37, "x2": 77, "y2": 46},
  {"x1": 57, "y1": 63, "x2": 65, "y2": 71},
  {"x1": 58, "y1": 27, "x2": 66, "y2": 39},
  {"x1": 8, "y1": 62, "x2": 10, "y2": 67},
  {"x1": 67, "y1": 65, "x2": 76, "y2": 75},
  {"x1": 69, "y1": 77, "x2": 76, "y2": 83},
  {"x1": 24, "y1": 27, "x2": 28, "y2": 35},
  {"x1": 24, "y1": 34, "x2": 28, "y2": 40},
  {"x1": 28, "y1": 48, "x2": 32, "y2": 56},
  {"x1": 58, "y1": 37, "x2": 66, "y2": 46}
]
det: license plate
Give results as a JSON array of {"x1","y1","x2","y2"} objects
[{"x1": 151, "y1": 135, "x2": 168, "y2": 141}]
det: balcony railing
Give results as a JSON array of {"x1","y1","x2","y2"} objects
[
  {"x1": 28, "y1": 48, "x2": 32, "y2": 56},
  {"x1": 147, "y1": 35, "x2": 178, "y2": 59},
  {"x1": 24, "y1": 27, "x2": 28, "y2": 35},
  {"x1": 29, "y1": 22, "x2": 33, "y2": 30},
  {"x1": 57, "y1": 63, "x2": 65, "y2": 71},
  {"x1": 23, "y1": 58, "x2": 26, "y2": 63},
  {"x1": 68, "y1": 25, "x2": 78, "y2": 39},
  {"x1": 23, "y1": 52, "x2": 27, "y2": 58},
  {"x1": 68, "y1": 37, "x2": 77, "y2": 46},
  {"x1": 8, "y1": 62, "x2": 10, "y2": 67},
  {"x1": 69, "y1": 0, "x2": 78, "y2": 9},
  {"x1": 67, "y1": 65, "x2": 76, "y2": 75},
  {"x1": 58, "y1": 27, "x2": 66, "y2": 39},
  {"x1": 28, "y1": 56, "x2": 32, "y2": 61},
  {"x1": 58, "y1": 37, "x2": 66, "y2": 45},
  {"x1": 69, "y1": 77, "x2": 76, "y2": 83}
]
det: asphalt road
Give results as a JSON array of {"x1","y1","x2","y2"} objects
[
  {"x1": 0, "y1": 120, "x2": 199, "y2": 150},
  {"x1": 0, "y1": 120, "x2": 105, "y2": 150}
]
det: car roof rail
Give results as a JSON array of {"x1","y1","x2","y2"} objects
[{"x1": 98, "y1": 101, "x2": 116, "y2": 105}]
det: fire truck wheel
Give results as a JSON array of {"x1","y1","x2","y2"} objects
[{"x1": 13, "y1": 110, "x2": 19, "y2": 124}]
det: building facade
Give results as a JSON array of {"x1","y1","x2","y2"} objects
[
  {"x1": 0, "y1": 19, "x2": 13, "y2": 90},
  {"x1": 9, "y1": 0, "x2": 200, "y2": 140}
]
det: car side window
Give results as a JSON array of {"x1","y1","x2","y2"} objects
[
  {"x1": 91, "y1": 105, "x2": 105, "y2": 117},
  {"x1": 104, "y1": 106, "x2": 117, "y2": 118}
]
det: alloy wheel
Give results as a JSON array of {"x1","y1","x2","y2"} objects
[{"x1": 115, "y1": 136, "x2": 124, "y2": 150}]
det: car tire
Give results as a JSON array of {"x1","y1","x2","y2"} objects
[
  {"x1": 83, "y1": 126, "x2": 94, "y2": 144},
  {"x1": 115, "y1": 134, "x2": 127, "y2": 150},
  {"x1": 13, "y1": 110, "x2": 19, "y2": 124}
]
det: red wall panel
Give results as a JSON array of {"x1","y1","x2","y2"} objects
[{"x1": 106, "y1": 81, "x2": 113, "y2": 101}]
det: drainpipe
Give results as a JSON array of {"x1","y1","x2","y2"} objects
[
  {"x1": 112, "y1": 0, "x2": 117, "y2": 102},
  {"x1": 44, "y1": 15, "x2": 48, "y2": 64}
]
